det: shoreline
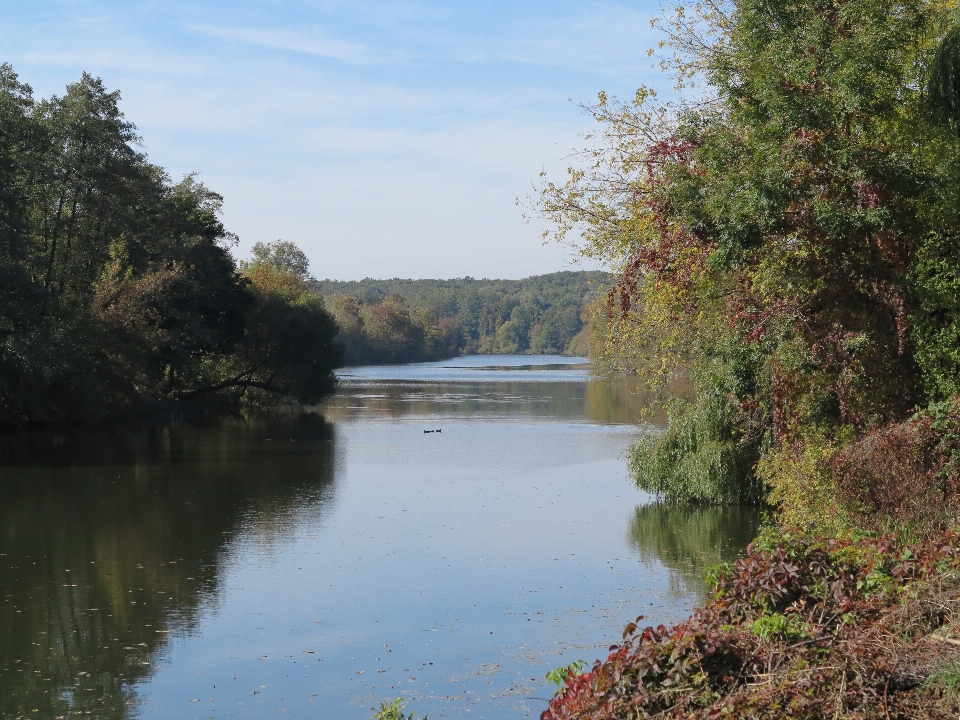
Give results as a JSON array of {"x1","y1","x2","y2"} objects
[{"x1": 541, "y1": 529, "x2": 960, "y2": 718}]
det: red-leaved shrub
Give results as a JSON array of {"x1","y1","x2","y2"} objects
[
  {"x1": 542, "y1": 531, "x2": 960, "y2": 719},
  {"x1": 832, "y1": 400, "x2": 960, "y2": 533}
]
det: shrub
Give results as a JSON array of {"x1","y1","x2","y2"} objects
[
  {"x1": 748, "y1": 611, "x2": 807, "y2": 642},
  {"x1": 542, "y1": 531, "x2": 960, "y2": 719},
  {"x1": 831, "y1": 399, "x2": 960, "y2": 536},
  {"x1": 545, "y1": 660, "x2": 585, "y2": 692},
  {"x1": 759, "y1": 433, "x2": 851, "y2": 537},
  {"x1": 628, "y1": 394, "x2": 765, "y2": 505}
]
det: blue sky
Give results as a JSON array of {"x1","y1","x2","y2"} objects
[{"x1": 1, "y1": 1, "x2": 665, "y2": 280}]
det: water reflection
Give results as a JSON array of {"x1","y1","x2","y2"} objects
[
  {"x1": 325, "y1": 375, "x2": 659, "y2": 425},
  {"x1": 0, "y1": 357, "x2": 759, "y2": 719},
  {"x1": 0, "y1": 415, "x2": 335, "y2": 720},
  {"x1": 626, "y1": 504, "x2": 764, "y2": 600}
]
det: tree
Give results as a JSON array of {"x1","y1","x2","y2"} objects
[
  {"x1": 311, "y1": 272, "x2": 606, "y2": 364},
  {"x1": 364, "y1": 295, "x2": 425, "y2": 363},
  {"x1": 0, "y1": 67, "x2": 343, "y2": 424},
  {"x1": 246, "y1": 239, "x2": 311, "y2": 280},
  {"x1": 538, "y1": 0, "x2": 960, "y2": 506}
]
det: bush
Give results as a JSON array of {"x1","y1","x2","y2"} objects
[
  {"x1": 759, "y1": 433, "x2": 851, "y2": 537},
  {"x1": 628, "y1": 394, "x2": 765, "y2": 505},
  {"x1": 542, "y1": 530, "x2": 960, "y2": 719},
  {"x1": 831, "y1": 399, "x2": 960, "y2": 536}
]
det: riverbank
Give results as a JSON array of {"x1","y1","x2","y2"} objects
[{"x1": 541, "y1": 529, "x2": 960, "y2": 718}]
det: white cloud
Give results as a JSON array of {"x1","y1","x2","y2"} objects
[
  {"x1": 0, "y1": 0, "x2": 656, "y2": 279},
  {"x1": 185, "y1": 23, "x2": 405, "y2": 66}
]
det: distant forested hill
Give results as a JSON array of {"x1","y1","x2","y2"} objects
[{"x1": 312, "y1": 271, "x2": 610, "y2": 365}]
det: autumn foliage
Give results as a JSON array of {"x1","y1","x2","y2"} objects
[
  {"x1": 535, "y1": 0, "x2": 960, "y2": 712},
  {"x1": 539, "y1": 0, "x2": 960, "y2": 517},
  {"x1": 544, "y1": 531, "x2": 960, "y2": 719}
]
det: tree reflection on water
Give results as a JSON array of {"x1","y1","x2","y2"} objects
[
  {"x1": 627, "y1": 503, "x2": 764, "y2": 600},
  {"x1": 323, "y1": 374, "x2": 661, "y2": 425},
  {"x1": 0, "y1": 415, "x2": 336, "y2": 720}
]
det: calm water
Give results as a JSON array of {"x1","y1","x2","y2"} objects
[{"x1": 0, "y1": 355, "x2": 760, "y2": 720}]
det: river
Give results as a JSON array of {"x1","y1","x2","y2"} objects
[{"x1": 0, "y1": 355, "x2": 760, "y2": 719}]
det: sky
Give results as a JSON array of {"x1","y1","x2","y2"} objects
[{"x1": 0, "y1": 1, "x2": 667, "y2": 280}]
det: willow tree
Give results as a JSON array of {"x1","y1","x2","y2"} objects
[{"x1": 539, "y1": 0, "x2": 960, "y2": 507}]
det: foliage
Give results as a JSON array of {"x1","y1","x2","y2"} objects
[
  {"x1": 758, "y1": 432, "x2": 852, "y2": 537},
  {"x1": 748, "y1": 611, "x2": 807, "y2": 642},
  {"x1": 537, "y1": 0, "x2": 960, "y2": 509},
  {"x1": 371, "y1": 698, "x2": 426, "y2": 720},
  {"x1": 532, "y1": 6, "x2": 960, "y2": 716},
  {"x1": 928, "y1": 21, "x2": 960, "y2": 135},
  {"x1": 628, "y1": 390, "x2": 765, "y2": 504},
  {"x1": 542, "y1": 530, "x2": 960, "y2": 719},
  {"x1": 245, "y1": 239, "x2": 311, "y2": 279},
  {"x1": 315, "y1": 271, "x2": 608, "y2": 364},
  {"x1": 828, "y1": 398, "x2": 960, "y2": 537},
  {"x1": 546, "y1": 660, "x2": 586, "y2": 692},
  {"x1": 0, "y1": 68, "x2": 341, "y2": 424}
]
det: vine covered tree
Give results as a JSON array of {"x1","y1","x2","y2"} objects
[{"x1": 539, "y1": 0, "x2": 960, "y2": 523}]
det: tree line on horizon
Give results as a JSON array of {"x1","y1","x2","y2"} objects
[{"x1": 314, "y1": 271, "x2": 608, "y2": 365}]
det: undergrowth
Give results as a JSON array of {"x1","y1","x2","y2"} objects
[{"x1": 542, "y1": 530, "x2": 960, "y2": 719}]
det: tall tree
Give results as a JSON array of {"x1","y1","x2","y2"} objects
[
  {"x1": 538, "y1": 0, "x2": 960, "y2": 506},
  {"x1": 0, "y1": 68, "x2": 343, "y2": 424}
]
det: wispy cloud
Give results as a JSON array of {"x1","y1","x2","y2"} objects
[
  {"x1": 186, "y1": 23, "x2": 404, "y2": 65},
  {"x1": 0, "y1": 0, "x2": 658, "y2": 279}
]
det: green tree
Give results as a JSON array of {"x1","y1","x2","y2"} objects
[
  {"x1": 221, "y1": 243, "x2": 341, "y2": 406},
  {"x1": 364, "y1": 294, "x2": 426, "y2": 363},
  {"x1": 327, "y1": 293, "x2": 370, "y2": 363},
  {"x1": 247, "y1": 239, "x2": 311, "y2": 279},
  {"x1": 495, "y1": 305, "x2": 531, "y2": 353},
  {"x1": 33, "y1": 73, "x2": 147, "y2": 314},
  {"x1": 0, "y1": 67, "x2": 342, "y2": 424},
  {"x1": 539, "y1": 0, "x2": 960, "y2": 508},
  {"x1": 312, "y1": 271, "x2": 607, "y2": 361}
]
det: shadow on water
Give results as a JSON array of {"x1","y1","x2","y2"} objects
[
  {"x1": 0, "y1": 414, "x2": 336, "y2": 720},
  {"x1": 627, "y1": 504, "x2": 764, "y2": 601}
]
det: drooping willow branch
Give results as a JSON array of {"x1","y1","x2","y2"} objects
[{"x1": 928, "y1": 24, "x2": 960, "y2": 134}]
